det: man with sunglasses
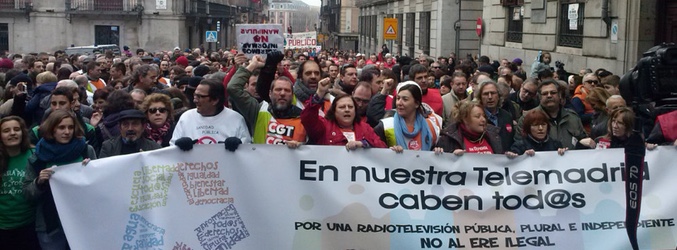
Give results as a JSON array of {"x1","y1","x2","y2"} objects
[
  {"x1": 99, "y1": 109, "x2": 160, "y2": 158},
  {"x1": 571, "y1": 73, "x2": 599, "y2": 132}
]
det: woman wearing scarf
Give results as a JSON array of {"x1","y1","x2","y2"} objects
[
  {"x1": 374, "y1": 82, "x2": 442, "y2": 152},
  {"x1": 0, "y1": 116, "x2": 40, "y2": 250},
  {"x1": 505, "y1": 109, "x2": 568, "y2": 158},
  {"x1": 23, "y1": 110, "x2": 96, "y2": 250},
  {"x1": 434, "y1": 100, "x2": 503, "y2": 155},
  {"x1": 142, "y1": 93, "x2": 175, "y2": 147}
]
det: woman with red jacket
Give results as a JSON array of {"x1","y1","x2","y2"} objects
[{"x1": 301, "y1": 77, "x2": 387, "y2": 150}]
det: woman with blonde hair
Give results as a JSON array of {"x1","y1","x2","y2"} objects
[
  {"x1": 435, "y1": 100, "x2": 502, "y2": 155},
  {"x1": 585, "y1": 87, "x2": 612, "y2": 139}
]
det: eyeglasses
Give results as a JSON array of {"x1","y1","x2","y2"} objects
[
  {"x1": 540, "y1": 91, "x2": 559, "y2": 96},
  {"x1": 194, "y1": 94, "x2": 210, "y2": 99},
  {"x1": 148, "y1": 107, "x2": 168, "y2": 114},
  {"x1": 353, "y1": 97, "x2": 370, "y2": 105},
  {"x1": 521, "y1": 88, "x2": 537, "y2": 96},
  {"x1": 432, "y1": 66, "x2": 441, "y2": 69},
  {"x1": 585, "y1": 80, "x2": 599, "y2": 85}
]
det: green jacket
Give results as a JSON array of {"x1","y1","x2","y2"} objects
[
  {"x1": 514, "y1": 105, "x2": 587, "y2": 149},
  {"x1": 226, "y1": 66, "x2": 262, "y2": 135}
]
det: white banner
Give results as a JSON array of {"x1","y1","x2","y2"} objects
[
  {"x1": 236, "y1": 24, "x2": 284, "y2": 59},
  {"x1": 50, "y1": 145, "x2": 677, "y2": 249},
  {"x1": 285, "y1": 32, "x2": 318, "y2": 49}
]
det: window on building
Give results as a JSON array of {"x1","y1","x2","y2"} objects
[
  {"x1": 419, "y1": 12, "x2": 430, "y2": 55},
  {"x1": 396, "y1": 13, "x2": 403, "y2": 56},
  {"x1": 506, "y1": 6, "x2": 523, "y2": 43},
  {"x1": 95, "y1": 25, "x2": 120, "y2": 46},
  {"x1": 371, "y1": 15, "x2": 377, "y2": 39},
  {"x1": 405, "y1": 13, "x2": 415, "y2": 56},
  {"x1": 559, "y1": 0, "x2": 584, "y2": 48},
  {"x1": 359, "y1": 16, "x2": 363, "y2": 37},
  {"x1": 0, "y1": 23, "x2": 7, "y2": 52}
]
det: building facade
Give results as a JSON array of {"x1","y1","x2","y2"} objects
[
  {"x1": 320, "y1": 0, "x2": 359, "y2": 51},
  {"x1": 268, "y1": 0, "x2": 318, "y2": 35},
  {"x1": 0, "y1": 0, "x2": 262, "y2": 54},
  {"x1": 356, "y1": 0, "x2": 483, "y2": 58},
  {"x1": 482, "y1": 0, "x2": 675, "y2": 75}
]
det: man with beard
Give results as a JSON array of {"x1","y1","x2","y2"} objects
[
  {"x1": 256, "y1": 52, "x2": 330, "y2": 116},
  {"x1": 514, "y1": 80, "x2": 593, "y2": 149},
  {"x1": 227, "y1": 54, "x2": 306, "y2": 147},
  {"x1": 441, "y1": 72, "x2": 469, "y2": 126},
  {"x1": 98, "y1": 109, "x2": 160, "y2": 158},
  {"x1": 126, "y1": 64, "x2": 165, "y2": 95}
]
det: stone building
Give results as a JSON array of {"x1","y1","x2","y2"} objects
[
  {"x1": 356, "y1": 0, "x2": 483, "y2": 58},
  {"x1": 0, "y1": 0, "x2": 263, "y2": 54},
  {"x1": 481, "y1": 0, "x2": 675, "y2": 75},
  {"x1": 268, "y1": 0, "x2": 319, "y2": 35},
  {"x1": 320, "y1": 0, "x2": 359, "y2": 51}
]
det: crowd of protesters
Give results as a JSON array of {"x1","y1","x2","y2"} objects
[{"x1": 0, "y1": 43, "x2": 675, "y2": 249}]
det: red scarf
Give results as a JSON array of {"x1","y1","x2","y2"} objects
[
  {"x1": 459, "y1": 123, "x2": 493, "y2": 154},
  {"x1": 145, "y1": 122, "x2": 170, "y2": 144}
]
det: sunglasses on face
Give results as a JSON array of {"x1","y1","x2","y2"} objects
[{"x1": 148, "y1": 107, "x2": 168, "y2": 114}]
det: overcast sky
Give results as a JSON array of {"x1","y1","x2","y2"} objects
[{"x1": 300, "y1": 0, "x2": 321, "y2": 6}]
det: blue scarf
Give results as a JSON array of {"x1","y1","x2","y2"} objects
[
  {"x1": 35, "y1": 137, "x2": 87, "y2": 165},
  {"x1": 393, "y1": 113, "x2": 433, "y2": 151}
]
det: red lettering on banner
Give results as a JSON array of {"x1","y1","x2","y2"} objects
[
  {"x1": 289, "y1": 38, "x2": 317, "y2": 47},
  {"x1": 253, "y1": 35, "x2": 269, "y2": 43},
  {"x1": 240, "y1": 29, "x2": 280, "y2": 35}
]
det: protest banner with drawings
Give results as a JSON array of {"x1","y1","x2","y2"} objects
[{"x1": 49, "y1": 145, "x2": 677, "y2": 250}]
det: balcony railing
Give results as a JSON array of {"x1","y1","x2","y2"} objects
[
  {"x1": 0, "y1": 0, "x2": 31, "y2": 10},
  {"x1": 203, "y1": 0, "x2": 251, "y2": 7},
  {"x1": 69, "y1": 0, "x2": 140, "y2": 12}
]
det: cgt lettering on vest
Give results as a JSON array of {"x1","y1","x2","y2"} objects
[
  {"x1": 289, "y1": 38, "x2": 316, "y2": 47},
  {"x1": 268, "y1": 122, "x2": 296, "y2": 137},
  {"x1": 266, "y1": 122, "x2": 297, "y2": 144}
]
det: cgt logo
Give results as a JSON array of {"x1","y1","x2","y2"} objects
[{"x1": 268, "y1": 122, "x2": 295, "y2": 137}]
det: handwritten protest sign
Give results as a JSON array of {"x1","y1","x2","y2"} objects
[{"x1": 236, "y1": 24, "x2": 284, "y2": 58}]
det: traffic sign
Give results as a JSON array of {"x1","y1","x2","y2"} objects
[
  {"x1": 476, "y1": 18, "x2": 482, "y2": 37},
  {"x1": 383, "y1": 18, "x2": 398, "y2": 40},
  {"x1": 206, "y1": 31, "x2": 217, "y2": 43}
]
